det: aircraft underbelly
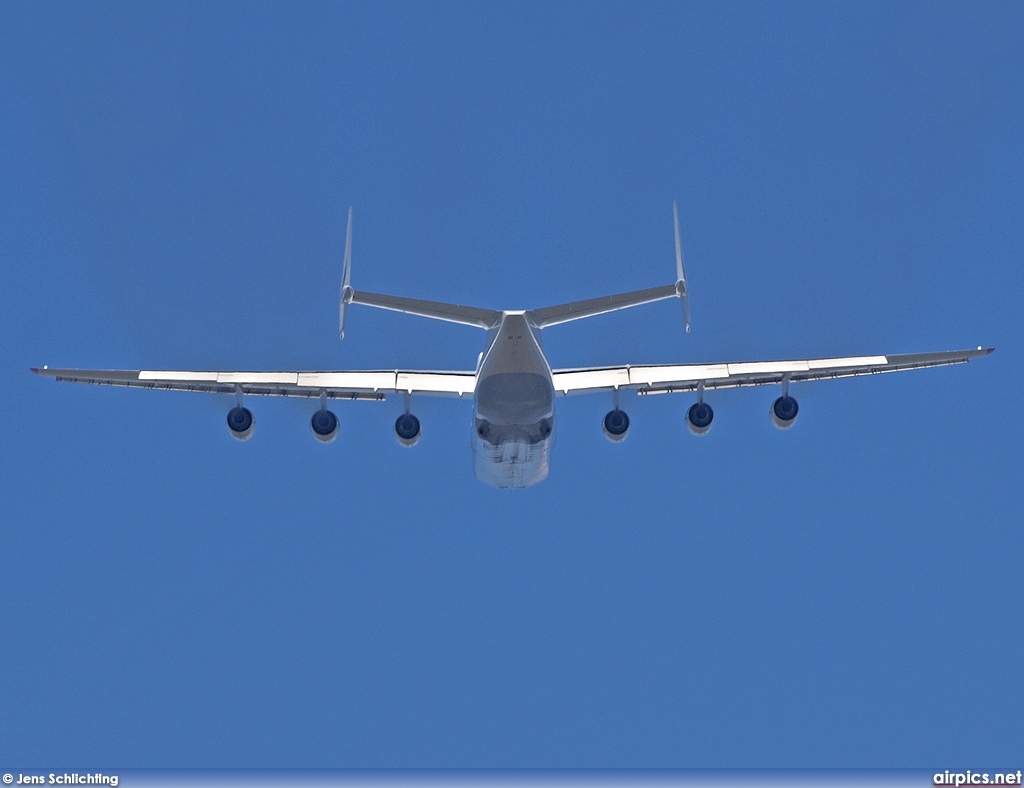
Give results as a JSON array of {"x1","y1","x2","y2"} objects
[
  {"x1": 475, "y1": 371, "x2": 552, "y2": 425},
  {"x1": 471, "y1": 313, "x2": 555, "y2": 488}
]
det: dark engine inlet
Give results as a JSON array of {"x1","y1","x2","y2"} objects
[
  {"x1": 771, "y1": 396, "x2": 799, "y2": 430},
  {"x1": 227, "y1": 406, "x2": 255, "y2": 441},
  {"x1": 395, "y1": 413, "x2": 422, "y2": 447},
  {"x1": 686, "y1": 401, "x2": 714, "y2": 436},
  {"x1": 311, "y1": 409, "x2": 339, "y2": 443},
  {"x1": 602, "y1": 409, "x2": 630, "y2": 443}
]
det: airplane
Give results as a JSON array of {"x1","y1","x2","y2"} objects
[{"x1": 33, "y1": 204, "x2": 993, "y2": 489}]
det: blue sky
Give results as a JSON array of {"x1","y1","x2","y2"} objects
[{"x1": 1, "y1": 0, "x2": 1021, "y2": 769}]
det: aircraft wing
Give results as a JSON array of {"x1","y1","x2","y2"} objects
[
  {"x1": 31, "y1": 367, "x2": 477, "y2": 399},
  {"x1": 551, "y1": 348, "x2": 994, "y2": 396}
]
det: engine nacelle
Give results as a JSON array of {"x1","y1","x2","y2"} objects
[
  {"x1": 771, "y1": 395, "x2": 799, "y2": 430},
  {"x1": 394, "y1": 413, "x2": 422, "y2": 447},
  {"x1": 227, "y1": 406, "x2": 255, "y2": 441},
  {"x1": 602, "y1": 409, "x2": 630, "y2": 443},
  {"x1": 310, "y1": 409, "x2": 339, "y2": 444},
  {"x1": 686, "y1": 401, "x2": 714, "y2": 436}
]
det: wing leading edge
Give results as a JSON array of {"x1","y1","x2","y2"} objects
[
  {"x1": 31, "y1": 368, "x2": 477, "y2": 399},
  {"x1": 34, "y1": 347, "x2": 993, "y2": 400},
  {"x1": 551, "y1": 347, "x2": 994, "y2": 396}
]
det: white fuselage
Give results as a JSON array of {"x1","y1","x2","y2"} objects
[{"x1": 471, "y1": 312, "x2": 555, "y2": 489}]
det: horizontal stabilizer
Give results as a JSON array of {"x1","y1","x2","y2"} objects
[
  {"x1": 337, "y1": 207, "x2": 497, "y2": 331},
  {"x1": 349, "y1": 290, "x2": 501, "y2": 329},
  {"x1": 527, "y1": 284, "x2": 679, "y2": 329},
  {"x1": 526, "y1": 203, "x2": 691, "y2": 330}
]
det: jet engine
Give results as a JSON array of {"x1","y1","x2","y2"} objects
[
  {"x1": 310, "y1": 409, "x2": 339, "y2": 444},
  {"x1": 771, "y1": 395, "x2": 799, "y2": 430},
  {"x1": 602, "y1": 409, "x2": 630, "y2": 443},
  {"x1": 227, "y1": 406, "x2": 255, "y2": 441},
  {"x1": 686, "y1": 401, "x2": 714, "y2": 436},
  {"x1": 394, "y1": 413, "x2": 422, "y2": 447}
]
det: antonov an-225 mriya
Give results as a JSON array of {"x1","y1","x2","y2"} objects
[{"x1": 34, "y1": 205, "x2": 992, "y2": 488}]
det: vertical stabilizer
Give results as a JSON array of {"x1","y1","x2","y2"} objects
[
  {"x1": 673, "y1": 201, "x2": 691, "y2": 332},
  {"x1": 339, "y1": 207, "x2": 353, "y2": 339}
]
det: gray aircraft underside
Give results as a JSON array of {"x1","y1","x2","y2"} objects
[{"x1": 34, "y1": 206, "x2": 993, "y2": 489}]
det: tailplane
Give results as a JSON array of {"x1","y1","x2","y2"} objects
[
  {"x1": 526, "y1": 202, "x2": 691, "y2": 330},
  {"x1": 339, "y1": 208, "x2": 500, "y2": 335},
  {"x1": 339, "y1": 203, "x2": 691, "y2": 335}
]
